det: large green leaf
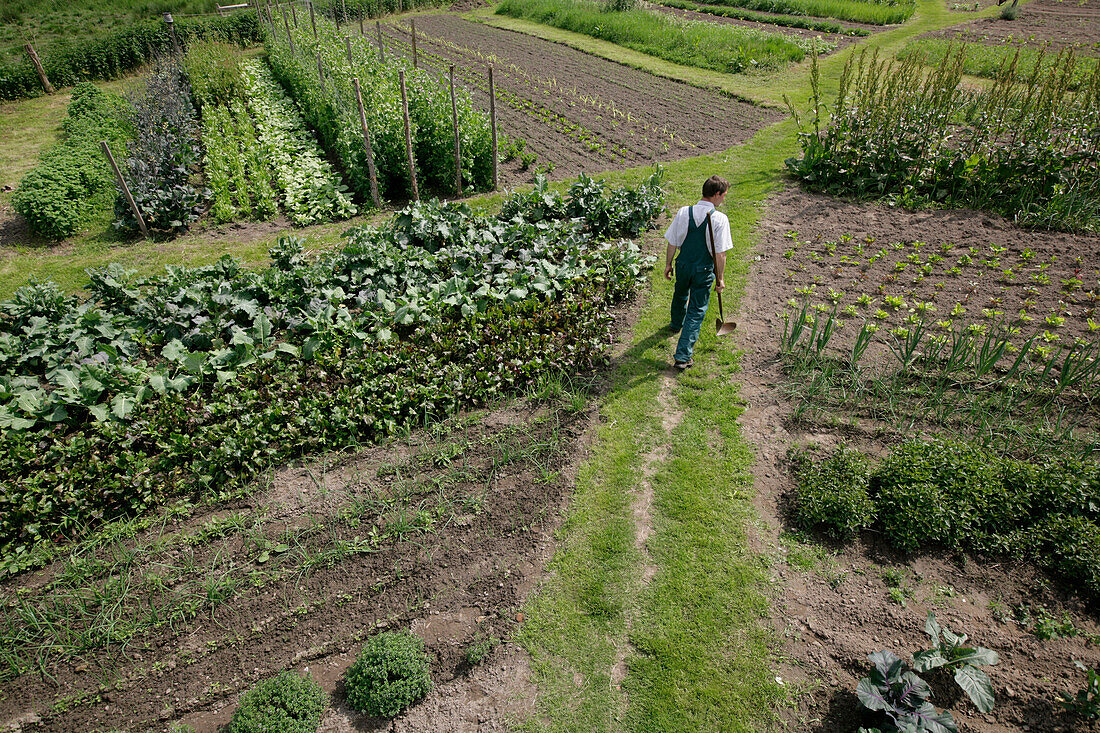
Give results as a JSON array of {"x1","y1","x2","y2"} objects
[{"x1": 954, "y1": 666, "x2": 995, "y2": 714}]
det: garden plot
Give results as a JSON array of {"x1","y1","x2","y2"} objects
[
  {"x1": 0, "y1": 400, "x2": 589, "y2": 732},
  {"x1": 738, "y1": 186, "x2": 1100, "y2": 733},
  {"x1": 379, "y1": 15, "x2": 781, "y2": 182},
  {"x1": 923, "y1": 0, "x2": 1100, "y2": 55}
]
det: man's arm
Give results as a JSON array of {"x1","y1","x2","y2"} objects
[{"x1": 664, "y1": 243, "x2": 677, "y2": 280}]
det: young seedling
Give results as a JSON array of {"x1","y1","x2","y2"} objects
[
  {"x1": 1059, "y1": 661, "x2": 1099, "y2": 720},
  {"x1": 913, "y1": 612, "x2": 999, "y2": 714}
]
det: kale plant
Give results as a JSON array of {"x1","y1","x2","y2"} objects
[
  {"x1": 856, "y1": 650, "x2": 957, "y2": 733},
  {"x1": 912, "y1": 612, "x2": 999, "y2": 714},
  {"x1": 115, "y1": 59, "x2": 210, "y2": 234}
]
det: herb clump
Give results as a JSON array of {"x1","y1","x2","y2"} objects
[{"x1": 344, "y1": 631, "x2": 431, "y2": 718}]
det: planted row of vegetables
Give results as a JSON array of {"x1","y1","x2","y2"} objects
[
  {"x1": 266, "y1": 5, "x2": 494, "y2": 201},
  {"x1": 0, "y1": 171, "x2": 665, "y2": 574}
]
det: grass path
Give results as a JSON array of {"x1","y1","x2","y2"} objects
[{"x1": 491, "y1": 0, "x2": 1001, "y2": 728}]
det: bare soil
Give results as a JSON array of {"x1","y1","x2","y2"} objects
[
  {"x1": 737, "y1": 184, "x2": 1100, "y2": 733},
  {"x1": 924, "y1": 0, "x2": 1100, "y2": 55},
  {"x1": 382, "y1": 15, "x2": 782, "y2": 185}
]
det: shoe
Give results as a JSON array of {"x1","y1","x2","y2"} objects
[
  {"x1": 673, "y1": 359, "x2": 693, "y2": 371},
  {"x1": 667, "y1": 323, "x2": 682, "y2": 333}
]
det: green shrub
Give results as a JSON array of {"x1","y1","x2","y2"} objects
[
  {"x1": 10, "y1": 83, "x2": 131, "y2": 238},
  {"x1": 1029, "y1": 515, "x2": 1100, "y2": 601},
  {"x1": 873, "y1": 438, "x2": 997, "y2": 552},
  {"x1": 344, "y1": 631, "x2": 431, "y2": 717},
  {"x1": 228, "y1": 671, "x2": 327, "y2": 733},
  {"x1": 184, "y1": 40, "x2": 246, "y2": 109},
  {"x1": 790, "y1": 446, "x2": 874, "y2": 539}
]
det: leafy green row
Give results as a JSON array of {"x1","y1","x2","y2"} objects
[
  {"x1": 495, "y1": 0, "x2": 819, "y2": 74},
  {"x1": 0, "y1": 12, "x2": 262, "y2": 101},
  {"x1": 266, "y1": 6, "x2": 492, "y2": 202},
  {"x1": 790, "y1": 439, "x2": 1100, "y2": 601},
  {"x1": 0, "y1": 171, "x2": 664, "y2": 571},
  {"x1": 201, "y1": 101, "x2": 279, "y2": 224},
  {"x1": 9, "y1": 83, "x2": 131, "y2": 238},
  {"x1": 654, "y1": 0, "x2": 870, "y2": 36},
  {"x1": 240, "y1": 59, "x2": 358, "y2": 225}
]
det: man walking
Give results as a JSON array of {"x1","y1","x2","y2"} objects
[{"x1": 664, "y1": 175, "x2": 732, "y2": 371}]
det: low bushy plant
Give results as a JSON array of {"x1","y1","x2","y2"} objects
[
  {"x1": 790, "y1": 446, "x2": 874, "y2": 539},
  {"x1": 344, "y1": 631, "x2": 431, "y2": 717},
  {"x1": 10, "y1": 83, "x2": 131, "y2": 238},
  {"x1": 873, "y1": 438, "x2": 997, "y2": 551},
  {"x1": 228, "y1": 671, "x2": 327, "y2": 733},
  {"x1": 1029, "y1": 514, "x2": 1100, "y2": 600}
]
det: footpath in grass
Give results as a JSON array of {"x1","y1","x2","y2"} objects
[
  {"x1": 515, "y1": 120, "x2": 794, "y2": 730},
  {"x1": 503, "y1": 0, "x2": 1002, "y2": 728}
]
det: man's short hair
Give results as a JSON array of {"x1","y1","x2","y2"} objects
[{"x1": 702, "y1": 175, "x2": 729, "y2": 198}]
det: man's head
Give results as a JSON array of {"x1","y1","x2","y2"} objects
[{"x1": 702, "y1": 175, "x2": 729, "y2": 200}]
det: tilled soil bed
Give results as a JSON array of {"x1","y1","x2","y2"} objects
[
  {"x1": 924, "y1": 0, "x2": 1100, "y2": 55},
  {"x1": 379, "y1": 14, "x2": 782, "y2": 185},
  {"x1": 737, "y1": 185, "x2": 1100, "y2": 733},
  {"x1": 0, "y1": 398, "x2": 599, "y2": 732}
]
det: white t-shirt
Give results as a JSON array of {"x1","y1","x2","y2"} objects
[{"x1": 663, "y1": 200, "x2": 732, "y2": 255}]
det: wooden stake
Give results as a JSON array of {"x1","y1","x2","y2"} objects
[
  {"x1": 102, "y1": 141, "x2": 150, "y2": 240},
  {"x1": 317, "y1": 51, "x2": 325, "y2": 81},
  {"x1": 341, "y1": 0, "x2": 348, "y2": 27},
  {"x1": 488, "y1": 65, "x2": 498, "y2": 191},
  {"x1": 283, "y1": 9, "x2": 295, "y2": 54},
  {"x1": 309, "y1": 1, "x2": 317, "y2": 38},
  {"x1": 359, "y1": 13, "x2": 364, "y2": 36},
  {"x1": 449, "y1": 65, "x2": 461, "y2": 196},
  {"x1": 399, "y1": 70, "x2": 418, "y2": 201},
  {"x1": 345, "y1": 36, "x2": 353, "y2": 67},
  {"x1": 410, "y1": 18, "x2": 417, "y2": 69},
  {"x1": 23, "y1": 44, "x2": 53, "y2": 94},
  {"x1": 353, "y1": 77, "x2": 382, "y2": 209},
  {"x1": 376, "y1": 21, "x2": 385, "y2": 63},
  {"x1": 291, "y1": 1, "x2": 298, "y2": 27}
]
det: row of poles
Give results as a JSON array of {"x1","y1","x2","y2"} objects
[
  {"x1": 258, "y1": 0, "x2": 501, "y2": 203},
  {"x1": 101, "y1": 1, "x2": 502, "y2": 239}
]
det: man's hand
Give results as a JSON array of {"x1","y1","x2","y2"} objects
[
  {"x1": 715, "y1": 278, "x2": 725, "y2": 293},
  {"x1": 664, "y1": 262, "x2": 674, "y2": 280}
]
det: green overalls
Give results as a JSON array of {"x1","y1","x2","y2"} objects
[{"x1": 670, "y1": 206, "x2": 715, "y2": 364}]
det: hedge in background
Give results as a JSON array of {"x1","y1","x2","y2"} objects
[
  {"x1": 10, "y1": 83, "x2": 131, "y2": 238},
  {"x1": 790, "y1": 438, "x2": 1100, "y2": 601},
  {"x1": 0, "y1": 12, "x2": 261, "y2": 101}
]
